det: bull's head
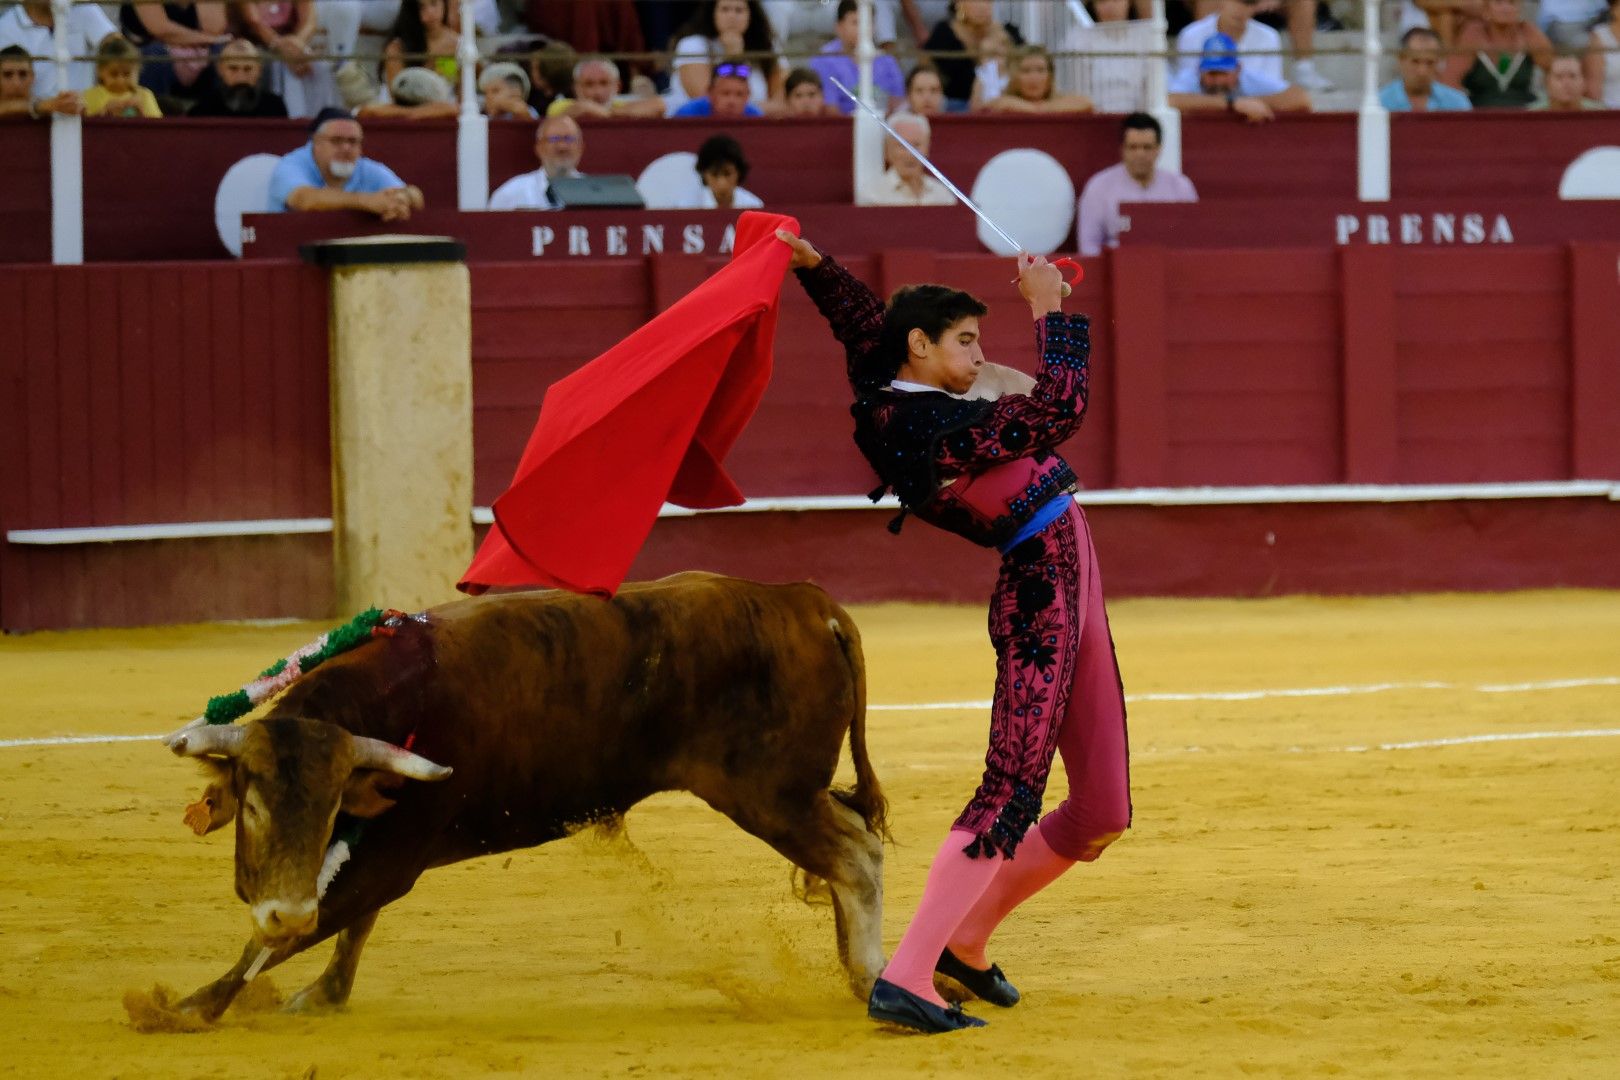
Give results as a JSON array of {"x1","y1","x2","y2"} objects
[{"x1": 162, "y1": 718, "x2": 451, "y2": 946}]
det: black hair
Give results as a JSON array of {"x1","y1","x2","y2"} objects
[
  {"x1": 1, "y1": 44, "x2": 31, "y2": 62},
  {"x1": 676, "y1": 0, "x2": 779, "y2": 80},
  {"x1": 388, "y1": 0, "x2": 433, "y2": 57},
  {"x1": 308, "y1": 106, "x2": 356, "y2": 136},
  {"x1": 784, "y1": 66, "x2": 822, "y2": 96},
  {"x1": 1121, "y1": 111, "x2": 1161, "y2": 143},
  {"x1": 695, "y1": 133, "x2": 750, "y2": 182},
  {"x1": 877, "y1": 285, "x2": 988, "y2": 380},
  {"x1": 837, "y1": 0, "x2": 859, "y2": 19},
  {"x1": 905, "y1": 62, "x2": 942, "y2": 92},
  {"x1": 1399, "y1": 26, "x2": 1442, "y2": 49}
]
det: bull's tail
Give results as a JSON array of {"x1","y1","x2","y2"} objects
[{"x1": 828, "y1": 609, "x2": 889, "y2": 841}]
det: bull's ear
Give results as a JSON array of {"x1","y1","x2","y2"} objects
[
  {"x1": 341, "y1": 770, "x2": 406, "y2": 819},
  {"x1": 183, "y1": 769, "x2": 238, "y2": 836}
]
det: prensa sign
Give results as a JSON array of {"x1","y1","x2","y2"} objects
[
  {"x1": 1334, "y1": 213, "x2": 1515, "y2": 246},
  {"x1": 529, "y1": 221, "x2": 738, "y2": 258}
]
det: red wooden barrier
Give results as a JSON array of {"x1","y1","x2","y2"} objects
[
  {"x1": 5, "y1": 243, "x2": 1619, "y2": 629},
  {"x1": 0, "y1": 261, "x2": 332, "y2": 629},
  {"x1": 4, "y1": 112, "x2": 1616, "y2": 264}
]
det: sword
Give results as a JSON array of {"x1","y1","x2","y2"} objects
[{"x1": 828, "y1": 75, "x2": 1080, "y2": 295}]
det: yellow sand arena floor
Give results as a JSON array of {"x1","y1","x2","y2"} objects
[{"x1": 1, "y1": 591, "x2": 1617, "y2": 1078}]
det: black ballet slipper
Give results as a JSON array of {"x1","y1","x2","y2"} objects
[
  {"x1": 934, "y1": 948, "x2": 1021, "y2": 1008},
  {"x1": 867, "y1": 977, "x2": 988, "y2": 1033}
]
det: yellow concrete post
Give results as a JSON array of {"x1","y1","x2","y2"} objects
[{"x1": 307, "y1": 236, "x2": 473, "y2": 614}]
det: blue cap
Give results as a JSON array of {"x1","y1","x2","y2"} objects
[{"x1": 1199, "y1": 33, "x2": 1240, "y2": 73}]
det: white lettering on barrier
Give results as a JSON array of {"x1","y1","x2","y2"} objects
[
  {"x1": 682, "y1": 224, "x2": 704, "y2": 254},
  {"x1": 642, "y1": 224, "x2": 664, "y2": 255},
  {"x1": 605, "y1": 225, "x2": 629, "y2": 256},
  {"x1": 568, "y1": 225, "x2": 591, "y2": 256},
  {"x1": 1332, "y1": 213, "x2": 1516, "y2": 246},
  {"x1": 719, "y1": 224, "x2": 735, "y2": 255},
  {"x1": 531, "y1": 225, "x2": 555, "y2": 256}
]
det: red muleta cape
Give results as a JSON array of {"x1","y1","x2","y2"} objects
[{"x1": 458, "y1": 211, "x2": 798, "y2": 597}]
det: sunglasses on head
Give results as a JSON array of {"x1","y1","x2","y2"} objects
[{"x1": 714, "y1": 61, "x2": 752, "y2": 80}]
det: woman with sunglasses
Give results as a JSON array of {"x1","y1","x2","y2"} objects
[{"x1": 667, "y1": 0, "x2": 784, "y2": 114}]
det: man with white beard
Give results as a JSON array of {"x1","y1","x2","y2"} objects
[{"x1": 268, "y1": 108, "x2": 424, "y2": 220}]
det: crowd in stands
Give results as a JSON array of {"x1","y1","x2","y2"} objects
[{"x1": 3, "y1": 0, "x2": 1616, "y2": 124}]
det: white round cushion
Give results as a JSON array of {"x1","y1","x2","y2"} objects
[
  {"x1": 969, "y1": 148, "x2": 1077, "y2": 256},
  {"x1": 1558, "y1": 147, "x2": 1620, "y2": 200},
  {"x1": 636, "y1": 151, "x2": 705, "y2": 210},
  {"x1": 214, "y1": 153, "x2": 284, "y2": 258}
]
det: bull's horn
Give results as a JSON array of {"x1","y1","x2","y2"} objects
[
  {"x1": 164, "y1": 722, "x2": 246, "y2": 758},
  {"x1": 349, "y1": 736, "x2": 452, "y2": 781}
]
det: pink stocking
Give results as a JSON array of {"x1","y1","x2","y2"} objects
[
  {"x1": 946, "y1": 822, "x2": 1076, "y2": 969},
  {"x1": 880, "y1": 829, "x2": 1004, "y2": 1006}
]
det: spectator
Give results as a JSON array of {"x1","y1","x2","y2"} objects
[
  {"x1": 859, "y1": 111, "x2": 953, "y2": 206},
  {"x1": 489, "y1": 115, "x2": 587, "y2": 210},
  {"x1": 1173, "y1": 0, "x2": 1284, "y2": 91},
  {"x1": 189, "y1": 38, "x2": 290, "y2": 117},
  {"x1": 1168, "y1": 32, "x2": 1311, "y2": 120},
  {"x1": 980, "y1": 44, "x2": 1094, "y2": 112},
  {"x1": 83, "y1": 36, "x2": 163, "y2": 117},
  {"x1": 668, "y1": 0, "x2": 784, "y2": 115},
  {"x1": 673, "y1": 61, "x2": 765, "y2": 116},
  {"x1": 382, "y1": 0, "x2": 460, "y2": 93},
  {"x1": 1400, "y1": 0, "x2": 1483, "y2": 48},
  {"x1": 922, "y1": 0, "x2": 1022, "y2": 109},
  {"x1": 784, "y1": 67, "x2": 841, "y2": 115},
  {"x1": 1530, "y1": 52, "x2": 1608, "y2": 106},
  {"x1": 810, "y1": 0, "x2": 906, "y2": 114},
  {"x1": 118, "y1": 2, "x2": 229, "y2": 102},
  {"x1": 545, "y1": 54, "x2": 667, "y2": 119},
  {"x1": 1539, "y1": 0, "x2": 1608, "y2": 48},
  {"x1": 528, "y1": 39, "x2": 577, "y2": 114},
  {"x1": 768, "y1": 0, "x2": 902, "y2": 49},
  {"x1": 0, "y1": 1, "x2": 118, "y2": 97},
  {"x1": 357, "y1": 65, "x2": 458, "y2": 118},
  {"x1": 685, "y1": 133, "x2": 765, "y2": 209},
  {"x1": 0, "y1": 43, "x2": 82, "y2": 119},
  {"x1": 1379, "y1": 27, "x2": 1473, "y2": 109},
  {"x1": 904, "y1": 63, "x2": 946, "y2": 115},
  {"x1": 1584, "y1": 0, "x2": 1620, "y2": 105},
  {"x1": 1076, "y1": 0, "x2": 1155, "y2": 113},
  {"x1": 1445, "y1": 0, "x2": 1552, "y2": 107},
  {"x1": 1076, "y1": 112, "x2": 1198, "y2": 257},
  {"x1": 234, "y1": 1, "x2": 339, "y2": 118},
  {"x1": 268, "y1": 107, "x2": 424, "y2": 219},
  {"x1": 480, "y1": 61, "x2": 536, "y2": 119}
]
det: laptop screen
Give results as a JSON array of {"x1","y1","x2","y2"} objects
[{"x1": 548, "y1": 175, "x2": 646, "y2": 209}]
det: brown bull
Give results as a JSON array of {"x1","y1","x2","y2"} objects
[{"x1": 162, "y1": 573, "x2": 887, "y2": 1019}]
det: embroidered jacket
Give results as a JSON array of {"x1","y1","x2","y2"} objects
[{"x1": 795, "y1": 255, "x2": 1091, "y2": 549}]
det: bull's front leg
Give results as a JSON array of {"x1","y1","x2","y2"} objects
[
  {"x1": 284, "y1": 909, "x2": 380, "y2": 1013},
  {"x1": 177, "y1": 937, "x2": 299, "y2": 1021}
]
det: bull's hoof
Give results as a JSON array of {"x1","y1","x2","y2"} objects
[{"x1": 283, "y1": 987, "x2": 344, "y2": 1014}]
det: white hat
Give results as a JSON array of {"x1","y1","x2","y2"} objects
[{"x1": 478, "y1": 61, "x2": 532, "y2": 100}]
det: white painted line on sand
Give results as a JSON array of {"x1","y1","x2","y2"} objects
[{"x1": 3, "y1": 675, "x2": 1614, "y2": 751}]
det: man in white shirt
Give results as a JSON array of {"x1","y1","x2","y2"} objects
[
  {"x1": 859, "y1": 111, "x2": 953, "y2": 207},
  {"x1": 488, "y1": 115, "x2": 587, "y2": 211},
  {"x1": 0, "y1": 0, "x2": 117, "y2": 96},
  {"x1": 1172, "y1": 0, "x2": 1284, "y2": 89}
]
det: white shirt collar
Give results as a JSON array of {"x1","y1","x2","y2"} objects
[{"x1": 889, "y1": 379, "x2": 943, "y2": 393}]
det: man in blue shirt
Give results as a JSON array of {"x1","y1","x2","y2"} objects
[
  {"x1": 1167, "y1": 32, "x2": 1312, "y2": 123},
  {"x1": 268, "y1": 108, "x2": 425, "y2": 219},
  {"x1": 1378, "y1": 28, "x2": 1473, "y2": 112},
  {"x1": 672, "y1": 63, "x2": 763, "y2": 118}
]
